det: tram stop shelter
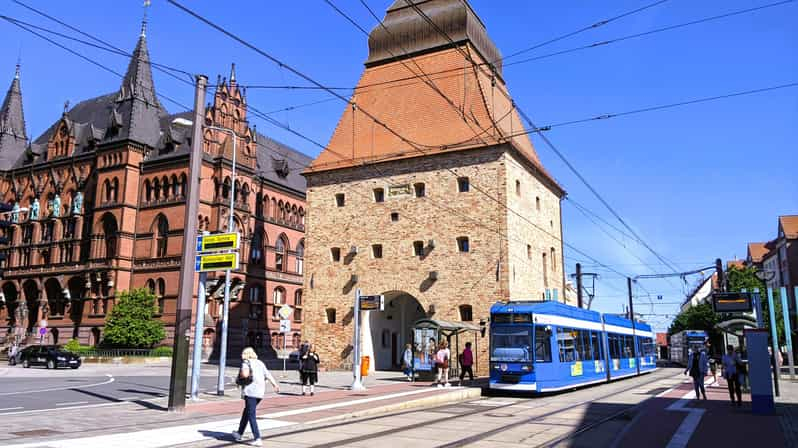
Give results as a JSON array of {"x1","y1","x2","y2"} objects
[{"x1": 411, "y1": 319, "x2": 482, "y2": 380}]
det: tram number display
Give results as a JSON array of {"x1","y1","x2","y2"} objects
[
  {"x1": 570, "y1": 362, "x2": 583, "y2": 377},
  {"x1": 712, "y1": 292, "x2": 753, "y2": 313}
]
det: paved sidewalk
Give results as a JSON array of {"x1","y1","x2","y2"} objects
[
  {"x1": 2, "y1": 369, "x2": 482, "y2": 448},
  {"x1": 618, "y1": 374, "x2": 798, "y2": 447}
]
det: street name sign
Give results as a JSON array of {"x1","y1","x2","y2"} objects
[
  {"x1": 195, "y1": 252, "x2": 239, "y2": 272},
  {"x1": 712, "y1": 292, "x2": 753, "y2": 313},
  {"x1": 360, "y1": 294, "x2": 384, "y2": 311},
  {"x1": 196, "y1": 232, "x2": 240, "y2": 253},
  {"x1": 280, "y1": 319, "x2": 291, "y2": 334}
]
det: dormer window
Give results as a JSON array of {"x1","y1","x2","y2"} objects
[{"x1": 272, "y1": 157, "x2": 290, "y2": 178}]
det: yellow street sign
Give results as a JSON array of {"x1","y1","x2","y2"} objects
[
  {"x1": 196, "y1": 232, "x2": 240, "y2": 252},
  {"x1": 195, "y1": 252, "x2": 239, "y2": 272}
]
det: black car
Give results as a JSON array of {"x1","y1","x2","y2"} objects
[{"x1": 19, "y1": 345, "x2": 81, "y2": 369}]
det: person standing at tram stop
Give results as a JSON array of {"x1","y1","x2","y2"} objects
[
  {"x1": 232, "y1": 347, "x2": 280, "y2": 447},
  {"x1": 402, "y1": 343, "x2": 414, "y2": 382},
  {"x1": 300, "y1": 343, "x2": 320, "y2": 396},
  {"x1": 435, "y1": 340, "x2": 451, "y2": 388},
  {"x1": 459, "y1": 342, "x2": 474, "y2": 384},
  {"x1": 722, "y1": 344, "x2": 744, "y2": 407},
  {"x1": 685, "y1": 344, "x2": 708, "y2": 400}
]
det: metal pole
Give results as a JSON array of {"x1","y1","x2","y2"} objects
[
  {"x1": 351, "y1": 288, "x2": 365, "y2": 390},
  {"x1": 576, "y1": 263, "x2": 583, "y2": 309},
  {"x1": 628, "y1": 277, "x2": 640, "y2": 375},
  {"x1": 766, "y1": 287, "x2": 780, "y2": 396},
  {"x1": 780, "y1": 286, "x2": 794, "y2": 380},
  {"x1": 752, "y1": 289, "x2": 764, "y2": 329},
  {"x1": 217, "y1": 127, "x2": 237, "y2": 396},
  {"x1": 283, "y1": 328, "x2": 287, "y2": 376},
  {"x1": 168, "y1": 75, "x2": 207, "y2": 412},
  {"x1": 190, "y1": 270, "x2": 208, "y2": 400}
]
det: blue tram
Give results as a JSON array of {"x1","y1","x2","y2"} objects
[{"x1": 489, "y1": 301, "x2": 656, "y2": 392}]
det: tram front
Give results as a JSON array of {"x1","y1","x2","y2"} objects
[{"x1": 488, "y1": 303, "x2": 537, "y2": 391}]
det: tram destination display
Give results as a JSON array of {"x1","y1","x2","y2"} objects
[{"x1": 711, "y1": 292, "x2": 753, "y2": 313}]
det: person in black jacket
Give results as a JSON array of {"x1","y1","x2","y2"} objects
[{"x1": 300, "y1": 344, "x2": 320, "y2": 396}]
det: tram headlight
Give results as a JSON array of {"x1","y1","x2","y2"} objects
[{"x1": 521, "y1": 365, "x2": 531, "y2": 372}]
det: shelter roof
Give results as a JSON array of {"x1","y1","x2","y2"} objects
[{"x1": 413, "y1": 318, "x2": 481, "y2": 332}]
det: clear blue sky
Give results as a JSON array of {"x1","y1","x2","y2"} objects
[{"x1": 2, "y1": 1, "x2": 796, "y2": 331}]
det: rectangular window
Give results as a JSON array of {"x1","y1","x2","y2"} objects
[
  {"x1": 390, "y1": 212, "x2": 399, "y2": 222},
  {"x1": 557, "y1": 327, "x2": 576, "y2": 363},
  {"x1": 325, "y1": 308, "x2": 336, "y2": 324},
  {"x1": 294, "y1": 308, "x2": 302, "y2": 322},
  {"x1": 414, "y1": 183, "x2": 426, "y2": 198},
  {"x1": 335, "y1": 193, "x2": 345, "y2": 207},
  {"x1": 457, "y1": 237, "x2": 469, "y2": 253},
  {"x1": 275, "y1": 254, "x2": 284, "y2": 272},
  {"x1": 413, "y1": 241, "x2": 424, "y2": 257},
  {"x1": 591, "y1": 331, "x2": 603, "y2": 361},
  {"x1": 573, "y1": 329, "x2": 584, "y2": 361},
  {"x1": 457, "y1": 177, "x2": 469, "y2": 192},
  {"x1": 373, "y1": 188, "x2": 385, "y2": 203},
  {"x1": 609, "y1": 334, "x2": 620, "y2": 359},
  {"x1": 534, "y1": 326, "x2": 552, "y2": 362},
  {"x1": 330, "y1": 247, "x2": 341, "y2": 262},
  {"x1": 371, "y1": 244, "x2": 383, "y2": 259}
]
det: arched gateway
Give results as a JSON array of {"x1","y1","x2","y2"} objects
[{"x1": 364, "y1": 291, "x2": 426, "y2": 371}]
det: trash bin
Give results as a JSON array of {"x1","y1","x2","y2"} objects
[{"x1": 360, "y1": 356, "x2": 370, "y2": 377}]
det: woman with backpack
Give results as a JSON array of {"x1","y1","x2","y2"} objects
[{"x1": 232, "y1": 347, "x2": 280, "y2": 446}]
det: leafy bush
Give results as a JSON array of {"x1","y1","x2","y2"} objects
[
  {"x1": 151, "y1": 346, "x2": 173, "y2": 357},
  {"x1": 102, "y1": 288, "x2": 166, "y2": 348},
  {"x1": 63, "y1": 338, "x2": 81, "y2": 353}
]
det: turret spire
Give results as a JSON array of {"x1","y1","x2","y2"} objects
[
  {"x1": 141, "y1": 0, "x2": 151, "y2": 37},
  {"x1": 0, "y1": 64, "x2": 28, "y2": 169}
]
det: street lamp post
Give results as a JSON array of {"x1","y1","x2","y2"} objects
[{"x1": 205, "y1": 125, "x2": 238, "y2": 396}]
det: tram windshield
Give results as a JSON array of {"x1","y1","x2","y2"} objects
[{"x1": 491, "y1": 326, "x2": 531, "y2": 362}]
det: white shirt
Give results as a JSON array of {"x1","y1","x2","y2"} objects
[{"x1": 241, "y1": 359, "x2": 276, "y2": 399}]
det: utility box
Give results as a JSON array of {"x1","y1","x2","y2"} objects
[{"x1": 745, "y1": 329, "x2": 774, "y2": 414}]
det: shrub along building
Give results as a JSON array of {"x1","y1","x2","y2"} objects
[
  {"x1": 302, "y1": 0, "x2": 567, "y2": 374},
  {"x1": 0, "y1": 21, "x2": 310, "y2": 358}
]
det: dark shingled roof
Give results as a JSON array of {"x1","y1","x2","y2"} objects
[
  {"x1": 6, "y1": 27, "x2": 310, "y2": 193},
  {"x1": 0, "y1": 65, "x2": 27, "y2": 170}
]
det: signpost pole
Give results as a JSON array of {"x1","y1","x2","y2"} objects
[
  {"x1": 351, "y1": 288, "x2": 365, "y2": 390},
  {"x1": 190, "y1": 271, "x2": 207, "y2": 401},
  {"x1": 753, "y1": 288, "x2": 764, "y2": 328},
  {"x1": 780, "y1": 286, "x2": 794, "y2": 380},
  {"x1": 766, "y1": 287, "x2": 780, "y2": 396},
  {"x1": 217, "y1": 125, "x2": 238, "y2": 396}
]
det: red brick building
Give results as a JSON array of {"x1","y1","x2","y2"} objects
[{"x1": 0, "y1": 23, "x2": 310, "y2": 358}]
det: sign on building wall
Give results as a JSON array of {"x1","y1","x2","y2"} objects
[{"x1": 387, "y1": 184, "x2": 411, "y2": 197}]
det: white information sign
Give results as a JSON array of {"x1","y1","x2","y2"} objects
[{"x1": 279, "y1": 319, "x2": 291, "y2": 334}]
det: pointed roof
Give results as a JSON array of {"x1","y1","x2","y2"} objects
[
  {"x1": 0, "y1": 64, "x2": 28, "y2": 170},
  {"x1": 746, "y1": 242, "x2": 770, "y2": 263},
  {"x1": 111, "y1": 24, "x2": 167, "y2": 147},
  {"x1": 779, "y1": 215, "x2": 798, "y2": 239},
  {"x1": 305, "y1": 0, "x2": 561, "y2": 194}
]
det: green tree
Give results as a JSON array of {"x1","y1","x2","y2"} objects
[
  {"x1": 668, "y1": 303, "x2": 720, "y2": 338},
  {"x1": 725, "y1": 265, "x2": 785, "y2": 342},
  {"x1": 102, "y1": 289, "x2": 165, "y2": 348}
]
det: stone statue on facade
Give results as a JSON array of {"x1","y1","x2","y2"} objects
[
  {"x1": 52, "y1": 194, "x2": 62, "y2": 218},
  {"x1": 11, "y1": 202, "x2": 20, "y2": 223},
  {"x1": 14, "y1": 303, "x2": 28, "y2": 338},
  {"x1": 30, "y1": 198, "x2": 40, "y2": 220},
  {"x1": 72, "y1": 192, "x2": 83, "y2": 215}
]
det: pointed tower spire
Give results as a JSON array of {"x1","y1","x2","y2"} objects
[
  {"x1": 229, "y1": 63, "x2": 236, "y2": 84},
  {"x1": 111, "y1": 16, "x2": 165, "y2": 148},
  {"x1": 0, "y1": 64, "x2": 28, "y2": 168}
]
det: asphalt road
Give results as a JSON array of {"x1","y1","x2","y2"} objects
[{"x1": 0, "y1": 363, "x2": 236, "y2": 415}]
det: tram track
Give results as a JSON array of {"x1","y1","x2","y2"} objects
[
  {"x1": 295, "y1": 368, "x2": 678, "y2": 448},
  {"x1": 434, "y1": 369, "x2": 679, "y2": 448}
]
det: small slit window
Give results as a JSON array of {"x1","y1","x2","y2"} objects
[
  {"x1": 372, "y1": 244, "x2": 383, "y2": 259},
  {"x1": 457, "y1": 177, "x2": 469, "y2": 193},
  {"x1": 330, "y1": 247, "x2": 341, "y2": 262},
  {"x1": 373, "y1": 188, "x2": 385, "y2": 203},
  {"x1": 536, "y1": 197, "x2": 541, "y2": 211},
  {"x1": 413, "y1": 241, "x2": 424, "y2": 257},
  {"x1": 527, "y1": 244, "x2": 532, "y2": 259},
  {"x1": 515, "y1": 180, "x2": 521, "y2": 196},
  {"x1": 414, "y1": 183, "x2": 426, "y2": 198},
  {"x1": 390, "y1": 212, "x2": 399, "y2": 222},
  {"x1": 325, "y1": 308, "x2": 336, "y2": 324},
  {"x1": 457, "y1": 236, "x2": 470, "y2": 253},
  {"x1": 335, "y1": 193, "x2": 345, "y2": 207}
]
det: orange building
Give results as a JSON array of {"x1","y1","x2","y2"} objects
[{"x1": 0, "y1": 22, "x2": 310, "y2": 358}]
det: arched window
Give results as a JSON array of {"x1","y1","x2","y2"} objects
[
  {"x1": 157, "y1": 278, "x2": 166, "y2": 314},
  {"x1": 155, "y1": 215, "x2": 169, "y2": 257},
  {"x1": 234, "y1": 180, "x2": 241, "y2": 203},
  {"x1": 535, "y1": 196, "x2": 541, "y2": 211},
  {"x1": 550, "y1": 247, "x2": 556, "y2": 273},
  {"x1": 146, "y1": 279, "x2": 156, "y2": 294},
  {"x1": 112, "y1": 178, "x2": 119, "y2": 202},
  {"x1": 295, "y1": 240, "x2": 304, "y2": 274},
  {"x1": 161, "y1": 176, "x2": 169, "y2": 199},
  {"x1": 250, "y1": 229, "x2": 263, "y2": 264},
  {"x1": 101, "y1": 213, "x2": 119, "y2": 259},
  {"x1": 271, "y1": 198, "x2": 277, "y2": 219},
  {"x1": 272, "y1": 287, "x2": 285, "y2": 319},
  {"x1": 145, "y1": 179, "x2": 152, "y2": 202},
  {"x1": 275, "y1": 235, "x2": 288, "y2": 272},
  {"x1": 222, "y1": 177, "x2": 231, "y2": 199},
  {"x1": 542, "y1": 252, "x2": 548, "y2": 287},
  {"x1": 179, "y1": 173, "x2": 187, "y2": 198},
  {"x1": 170, "y1": 175, "x2": 178, "y2": 199},
  {"x1": 294, "y1": 289, "x2": 302, "y2": 307},
  {"x1": 103, "y1": 179, "x2": 112, "y2": 203},
  {"x1": 255, "y1": 192, "x2": 264, "y2": 218},
  {"x1": 154, "y1": 178, "x2": 161, "y2": 201}
]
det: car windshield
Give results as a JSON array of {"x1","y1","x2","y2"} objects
[{"x1": 491, "y1": 326, "x2": 531, "y2": 362}]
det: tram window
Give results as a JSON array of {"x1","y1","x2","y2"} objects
[
  {"x1": 492, "y1": 314, "x2": 511, "y2": 324},
  {"x1": 512, "y1": 313, "x2": 532, "y2": 323},
  {"x1": 557, "y1": 327, "x2": 576, "y2": 363},
  {"x1": 581, "y1": 330, "x2": 591, "y2": 361},
  {"x1": 622, "y1": 336, "x2": 633, "y2": 358},
  {"x1": 609, "y1": 334, "x2": 620, "y2": 359},
  {"x1": 534, "y1": 326, "x2": 552, "y2": 362},
  {"x1": 591, "y1": 331, "x2": 603, "y2": 360}
]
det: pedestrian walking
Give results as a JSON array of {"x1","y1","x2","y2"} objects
[
  {"x1": 435, "y1": 339, "x2": 451, "y2": 388},
  {"x1": 459, "y1": 342, "x2": 474, "y2": 384},
  {"x1": 709, "y1": 357, "x2": 718, "y2": 385},
  {"x1": 232, "y1": 347, "x2": 280, "y2": 446},
  {"x1": 300, "y1": 344, "x2": 320, "y2": 396},
  {"x1": 685, "y1": 345, "x2": 708, "y2": 400},
  {"x1": 721, "y1": 344, "x2": 743, "y2": 406},
  {"x1": 402, "y1": 343, "x2": 414, "y2": 382},
  {"x1": 8, "y1": 344, "x2": 18, "y2": 366}
]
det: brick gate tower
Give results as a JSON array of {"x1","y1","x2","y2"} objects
[{"x1": 302, "y1": 0, "x2": 566, "y2": 374}]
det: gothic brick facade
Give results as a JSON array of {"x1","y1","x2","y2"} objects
[{"x1": 0, "y1": 24, "x2": 309, "y2": 358}]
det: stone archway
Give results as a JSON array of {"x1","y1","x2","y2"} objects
[
  {"x1": 22, "y1": 280, "x2": 39, "y2": 335},
  {"x1": 365, "y1": 291, "x2": 426, "y2": 371}
]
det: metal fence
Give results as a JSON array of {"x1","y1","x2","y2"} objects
[{"x1": 74, "y1": 348, "x2": 170, "y2": 357}]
